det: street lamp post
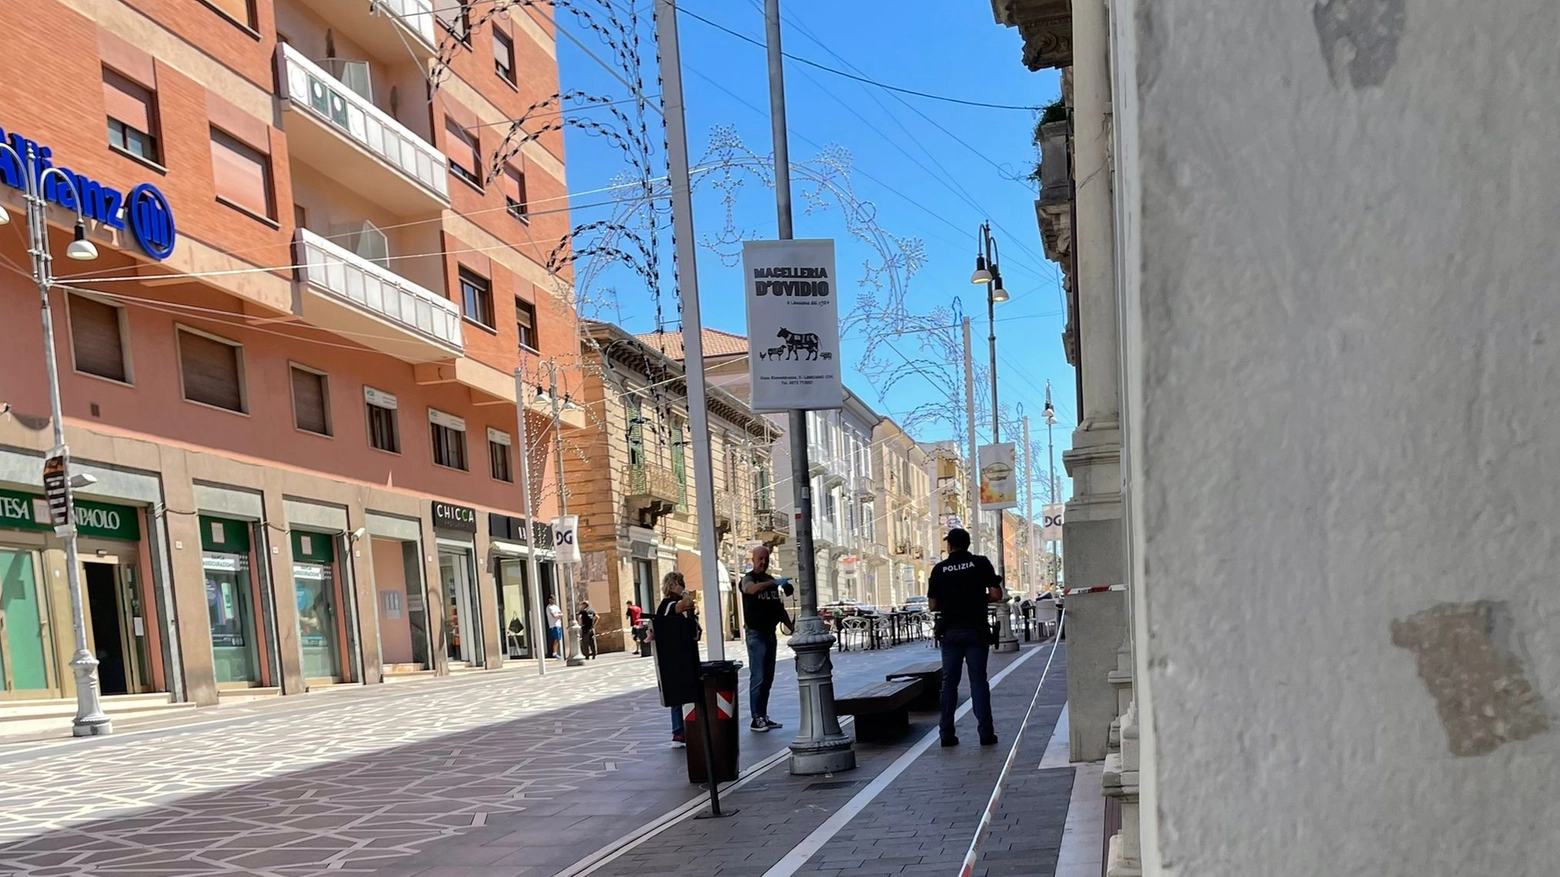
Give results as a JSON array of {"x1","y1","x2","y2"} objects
[
  {"x1": 972, "y1": 222, "x2": 1018, "y2": 653},
  {"x1": 545, "y1": 362, "x2": 587, "y2": 668},
  {"x1": 0, "y1": 143, "x2": 106, "y2": 735},
  {"x1": 1044, "y1": 384, "x2": 1058, "y2": 590}
]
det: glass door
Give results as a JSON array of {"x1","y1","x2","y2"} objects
[
  {"x1": 204, "y1": 553, "x2": 260, "y2": 684},
  {"x1": 438, "y1": 548, "x2": 478, "y2": 664},
  {"x1": 0, "y1": 547, "x2": 53, "y2": 697},
  {"x1": 294, "y1": 563, "x2": 341, "y2": 680},
  {"x1": 497, "y1": 559, "x2": 533, "y2": 659}
]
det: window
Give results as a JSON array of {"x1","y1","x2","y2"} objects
[
  {"x1": 493, "y1": 29, "x2": 515, "y2": 84},
  {"x1": 437, "y1": 0, "x2": 470, "y2": 42},
  {"x1": 670, "y1": 416, "x2": 687, "y2": 485},
  {"x1": 459, "y1": 268, "x2": 493, "y2": 328},
  {"x1": 365, "y1": 387, "x2": 400, "y2": 453},
  {"x1": 69, "y1": 294, "x2": 130, "y2": 383},
  {"x1": 445, "y1": 120, "x2": 480, "y2": 188},
  {"x1": 210, "y1": 128, "x2": 272, "y2": 219},
  {"x1": 290, "y1": 365, "x2": 331, "y2": 436},
  {"x1": 488, "y1": 428, "x2": 513, "y2": 482},
  {"x1": 178, "y1": 328, "x2": 245, "y2": 413},
  {"x1": 103, "y1": 69, "x2": 159, "y2": 164},
  {"x1": 429, "y1": 408, "x2": 468, "y2": 471},
  {"x1": 203, "y1": 0, "x2": 254, "y2": 28},
  {"x1": 628, "y1": 397, "x2": 644, "y2": 466},
  {"x1": 503, "y1": 166, "x2": 529, "y2": 221},
  {"x1": 515, "y1": 298, "x2": 537, "y2": 351}
]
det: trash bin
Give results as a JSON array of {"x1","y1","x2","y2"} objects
[{"x1": 685, "y1": 659, "x2": 742, "y2": 784}]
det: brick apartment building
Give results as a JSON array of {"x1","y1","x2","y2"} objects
[{"x1": 0, "y1": 0, "x2": 578, "y2": 709}]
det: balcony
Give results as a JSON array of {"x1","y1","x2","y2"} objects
[
  {"x1": 755, "y1": 510, "x2": 789, "y2": 544},
  {"x1": 991, "y1": 0, "x2": 1073, "y2": 71},
  {"x1": 713, "y1": 488, "x2": 734, "y2": 535},
  {"x1": 276, "y1": 43, "x2": 449, "y2": 216},
  {"x1": 299, "y1": 0, "x2": 439, "y2": 62},
  {"x1": 623, "y1": 462, "x2": 681, "y2": 528},
  {"x1": 294, "y1": 228, "x2": 461, "y2": 362}
]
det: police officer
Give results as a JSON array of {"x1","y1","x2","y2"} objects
[{"x1": 927, "y1": 527, "x2": 1003, "y2": 747}]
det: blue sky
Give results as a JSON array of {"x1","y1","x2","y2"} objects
[{"x1": 552, "y1": 1, "x2": 1072, "y2": 502}]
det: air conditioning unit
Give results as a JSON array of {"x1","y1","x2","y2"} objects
[{"x1": 322, "y1": 59, "x2": 372, "y2": 102}]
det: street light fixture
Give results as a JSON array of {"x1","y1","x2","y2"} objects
[
  {"x1": 0, "y1": 140, "x2": 108, "y2": 736},
  {"x1": 970, "y1": 252, "x2": 993, "y2": 285}
]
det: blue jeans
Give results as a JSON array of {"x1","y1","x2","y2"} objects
[
  {"x1": 745, "y1": 629, "x2": 778, "y2": 720},
  {"x1": 671, "y1": 706, "x2": 685, "y2": 736},
  {"x1": 940, "y1": 628, "x2": 994, "y2": 741}
]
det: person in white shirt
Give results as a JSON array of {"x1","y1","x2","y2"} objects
[{"x1": 546, "y1": 597, "x2": 564, "y2": 659}]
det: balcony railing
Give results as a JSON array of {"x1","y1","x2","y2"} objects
[
  {"x1": 755, "y1": 510, "x2": 790, "y2": 537},
  {"x1": 623, "y1": 462, "x2": 682, "y2": 506},
  {"x1": 713, "y1": 488, "x2": 734, "y2": 528},
  {"x1": 295, "y1": 228, "x2": 462, "y2": 354},
  {"x1": 374, "y1": 0, "x2": 437, "y2": 51},
  {"x1": 276, "y1": 43, "x2": 449, "y2": 204}
]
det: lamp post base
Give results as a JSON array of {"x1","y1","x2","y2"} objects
[
  {"x1": 996, "y1": 601, "x2": 1020, "y2": 653},
  {"x1": 69, "y1": 650, "x2": 112, "y2": 737},
  {"x1": 786, "y1": 618, "x2": 855, "y2": 775}
]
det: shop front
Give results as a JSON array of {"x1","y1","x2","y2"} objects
[
  {"x1": 200, "y1": 515, "x2": 269, "y2": 688},
  {"x1": 1, "y1": 488, "x2": 150, "y2": 699},
  {"x1": 290, "y1": 530, "x2": 344, "y2": 682},
  {"x1": 488, "y1": 514, "x2": 553, "y2": 661},
  {"x1": 366, "y1": 512, "x2": 432, "y2": 672},
  {"x1": 433, "y1": 501, "x2": 482, "y2": 667}
]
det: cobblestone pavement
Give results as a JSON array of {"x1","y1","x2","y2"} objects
[{"x1": 0, "y1": 638, "x2": 991, "y2": 877}]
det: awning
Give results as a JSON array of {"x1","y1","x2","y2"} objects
[{"x1": 717, "y1": 561, "x2": 732, "y2": 591}]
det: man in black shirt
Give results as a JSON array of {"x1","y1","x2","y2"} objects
[
  {"x1": 927, "y1": 528, "x2": 1003, "y2": 747},
  {"x1": 740, "y1": 545, "x2": 792, "y2": 732}
]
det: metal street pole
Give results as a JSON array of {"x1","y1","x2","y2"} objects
[
  {"x1": 1023, "y1": 415, "x2": 1034, "y2": 597},
  {"x1": 982, "y1": 225, "x2": 1018, "y2": 653},
  {"x1": 547, "y1": 363, "x2": 586, "y2": 667},
  {"x1": 755, "y1": 0, "x2": 854, "y2": 775},
  {"x1": 513, "y1": 366, "x2": 548, "y2": 677},
  {"x1": 962, "y1": 317, "x2": 979, "y2": 553},
  {"x1": 6, "y1": 143, "x2": 111, "y2": 736},
  {"x1": 1045, "y1": 382, "x2": 1058, "y2": 590}
]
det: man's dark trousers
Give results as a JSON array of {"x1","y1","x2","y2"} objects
[
  {"x1": 746, "y1": 628, "x2": 777, "y2": 719},
  {"x1": 939, "y1": 628, "x2": 994, "y2": 741}
]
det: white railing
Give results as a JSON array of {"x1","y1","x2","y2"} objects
[
  {"x1": 277, "y1": 43, "x2": 449, "y2": 202},
  {"x1": 376, "y1": 0, "x2": 437, "y2": 51},
  {"x1": 295, "y1": 228, "x2": 462, "y2": 353}
]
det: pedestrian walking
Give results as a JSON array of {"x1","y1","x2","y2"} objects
[
  {"x1": 654, "y1": 571, "x2": 697, "y2": 746},
  {"x1": 578, "y1": 600, "x2": 598, "y2": 659},
  {"x1": 927, "y1": 527, "x2": 1003, "y2": 748},
  {"x1": 626, "y1": 599, "x2": 645, "y2": 649},
  {"x1": 546, "y1": 596, "x2": 564, "y2": 659},
  {"x1": 739, "y1": 545, "x2": 792, "y2": 732}
]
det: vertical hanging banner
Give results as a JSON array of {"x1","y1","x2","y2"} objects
[
  {"x1": 551, "y1": 515, "x2": 580, "y2": 564},
  {"x1": 977, "y1": 442, "x2": 1018, "y2": 510},
  {"x1": 1042, "y1": 503, "x2": 1065, "y2": 543},
  {"x1": 744, "y1": 239, "x2": 843, "y2": 412}
]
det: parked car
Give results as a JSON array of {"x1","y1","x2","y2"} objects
[{"x1": 902, "y1": 595, "x2": 929, "y2": 612}]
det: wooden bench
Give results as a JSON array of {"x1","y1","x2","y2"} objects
[
  {"x1": 834, "y1": 678, "x2": 923, "y2": 743},
  {"x1": 887, "y1": 662, "x2": 943, "y2": 712}
]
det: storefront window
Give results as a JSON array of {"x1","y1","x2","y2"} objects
[
  {"x1": 0, "y1": 547, "x2": 51, "y2": 693},
  {"x1": 203, "y1": 553, "x2": 259, "y2": 684},
  {"x1": 497, "y1": 559, "x2": 532, "y2": 659}
]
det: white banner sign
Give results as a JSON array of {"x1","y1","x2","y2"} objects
[
  {"x1": 977, "y1": 442, "x2": 1018, "y2": 510},
  {"x1": 743, "y1": 239, "x2": 843, "y2": 412},
  {"x1": 551, "y1": 515, "x2": 580, "y2": 565},
  {"x1": 1042, "y1": 503, "x2": 1065, "y2": 543}
]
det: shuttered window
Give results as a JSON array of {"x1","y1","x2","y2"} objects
[
  {"x1": 211, "y1": 129, "x2": 272, "y2": 219},
  {"x1": 437, "y1": 0, "x2": 469, "y2": 41},
  {"x1": 69, "y1": 294, "x2": 129, "y2": 383},
  {"x1": 494, "y1": 29, "x2": 515, "y2": 84},
  {"x1": 445, "y1": 120, "x2": 480, "y2": 187},
  {"x1": 103, "y1": 69, "x2": 159, "y2": 163},
  {"x1": 178, "y1": 329, "x2": 245, "y2": 413},
  {"x1": 291, "y1": 366, "x2": 330, "y2": 436},
  {"x1": 430, "y1": 409, "x2": 468, "y2": 471},
  {"x1": 460, "y1": 268, "x2": 493, "y2": 328},
  {"x1": 205, "y1": 0, "x2": 254, "y2": 28},
  {"x1": 503, "y1": 166, "x2": 528, "y2": 221},
  {"x1": 515, "y1": 298, "x2": 537, "y2": 351}
]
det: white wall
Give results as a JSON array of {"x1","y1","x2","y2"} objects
[{"x1": 1126, "y1": 0, "x2": 1560, "y2": 872}]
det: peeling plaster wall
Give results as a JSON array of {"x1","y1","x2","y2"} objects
[{"x1": 1131, "y1": 0, "x2": 1560, "y2": 872}]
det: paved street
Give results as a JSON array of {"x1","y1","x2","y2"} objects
[{"x1": 0, "y1": 637, "x2": 1070, "y2": 877}]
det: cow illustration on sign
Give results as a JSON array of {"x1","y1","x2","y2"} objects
[{"x1": 777, "y1": 328, "x2": 821, "y2": 361}]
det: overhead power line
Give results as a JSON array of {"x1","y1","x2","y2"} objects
[{"x1": 676, "y1": 7, "x2": 1042, "y2": 112}]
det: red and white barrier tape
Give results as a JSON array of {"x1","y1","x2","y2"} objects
[
  {"x1": 955, "y1": 609, "x2": 1067, "y2": 877},
  {"x1": 1058, "y1": 584, "x2": 1127, "y2": 596}
]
